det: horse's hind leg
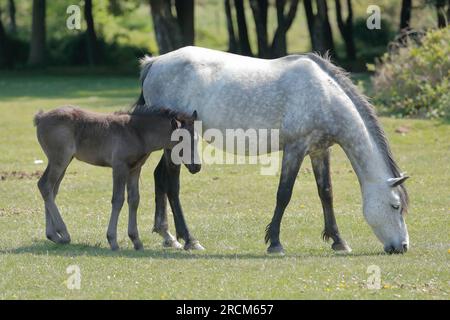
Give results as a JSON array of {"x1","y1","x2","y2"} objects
[
  {"x1": 41, "y1": 166, "x2": 69, "y2": 242},
  {"x1": 265, "y1": 144, "x2": 305, "y2": 254},
  {"x1": 310, "y1": 149, "x2": 351, "y2": 253},
  {"x1": 152, "y1": 155, "x2": 182, "y2": 249},
  {"x1": 38, "y1": 158, "x2": 72, "y2": 244},
  {"x1": 126, "y1": 167, "x2": 144, "y2": 250}
]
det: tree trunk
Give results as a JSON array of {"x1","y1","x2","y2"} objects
[
  {"x1": 224, "y1": 0, "x2": 238, "y2": 53},
  {"x1": 271, "y1": 0, "x2": 299, "y2": 58},
  {"x1": 0, "y1": 8, "x2": 9, "y2": 68},
  {"x1": 335, "y1": 0, "x2": 356, "y2": 60},
  {"x1": 175, "y1": 0, "x2": 195, "y2": 46},
  {"x1": 250, "y1": 0, "x2": 269, "y2": 58},
  {"x1": 399, "y1": 0, "x2": 412, "y2": 30},
  {"x1": 149, "y1": 0, "x2": 183, "y2": 54},
  {"x1": 84, "y1": 0, "x2": 99, "y2": 66},
  {"x1": 8, "y1": 0, "x2": 16, "y2": 34},
  {"x1": 304, "y1": 0, "x2": 335, "y2": 56},
  {"x1": 234, "y1": 0, "x2": 252, "y2": 56},
  {"x1": 436, "y1": 0, "x2": 448, "y2": 27},
  {"x1": 28, "y1": 0, "x2": 46, "y2": 66}
]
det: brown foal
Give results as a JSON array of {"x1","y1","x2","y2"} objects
[{"x1": 34, "y1": 105, "x2": 200, "y2": 251}]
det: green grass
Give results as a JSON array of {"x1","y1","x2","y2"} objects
[{"x1": 0, "y1": 74, "x2": 449, "y2": 300}]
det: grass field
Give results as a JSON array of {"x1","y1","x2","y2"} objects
[{"x1": 0, "y1": 73, "x2": 448, "y2": 299}]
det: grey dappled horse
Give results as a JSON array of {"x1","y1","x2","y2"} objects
[{"x1": 136, "y1": 46, "x2": 410, "y2": 254}]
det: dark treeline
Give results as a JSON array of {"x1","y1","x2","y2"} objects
[{"x1": 0, "y1": 0, "x2": 449, "y2": 70}]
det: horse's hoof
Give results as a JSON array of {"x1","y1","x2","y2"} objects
[
  {"x1": 109, "y1": 243, "x2": 120, "y2": 251},
  {"x1": 332, "y1": 241, "x2": 352, "y2": 253},
  {"x1": 162, "y1": 239, "x2": 183, "y2": 249},
  {"x1": 134, "y1": 242, "x2": 144, "y2": 251},
  {"x1": 184, "y1": 241, "x2": 205, "y2": 251},
  {"x1": 267, "y1": 244, "x2": 285, "y2": 255}
]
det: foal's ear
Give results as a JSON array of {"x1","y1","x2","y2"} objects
[
  {"x1": 387, "y1": 175, "x2": 409, "y2": 187},
  {"x1": 192, "y1": 110, "x2": 198, "y2": 120},
  {"x1": 171, "y1": 117, "x2": 182, "y2": 130}
]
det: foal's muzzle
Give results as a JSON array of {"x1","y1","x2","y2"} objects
[{"x1": 186, "y1": 164, "x2": 201, "y2": 174}]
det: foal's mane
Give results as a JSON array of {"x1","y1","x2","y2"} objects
[
  {"x1": 306, "y1": 52, "x2": 409, "y2": 212},
  {"x1": 128, "y1": 104, "x2": 194, "y2": 122}
]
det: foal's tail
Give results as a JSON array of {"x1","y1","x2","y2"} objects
[
  {"x1": 33, "y1": 110, "x2": 44, "y2": 127},
  {"x1": 132, "y1": 55, "x2": 157, "y2": 109}
]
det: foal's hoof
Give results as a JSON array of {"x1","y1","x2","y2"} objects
[
  {"x1": 332, "y1": 241, "x2": 352, "y2": 253},
  {"x1": 184, "y1": 240, "x2": 205, "y2": 251},
  {"x1": 162, "y1": 239, "x2": 183, "y2": 249},
  {"x1": 267, "y1": 244, "x2": 285, "y2": 255}
]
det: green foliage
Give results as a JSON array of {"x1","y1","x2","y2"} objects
[
  {"x1": 372, "y1": 27, "x2": 450, "y2": 119},
  {"x1": 352, "y1": 17, "x2": 396, "y2": 62}
]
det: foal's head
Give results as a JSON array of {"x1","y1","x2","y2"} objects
[{"x1": 169, "y1": 110, "x2": 201, "y2": 174}]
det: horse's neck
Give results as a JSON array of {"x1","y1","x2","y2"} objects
[{"x1": 337, "y1": 122, "x2": 390, "y2": 189}]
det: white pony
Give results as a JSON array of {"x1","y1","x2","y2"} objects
[{"x1": 137, "y1": 46, "x2": 410, "y2": 254}]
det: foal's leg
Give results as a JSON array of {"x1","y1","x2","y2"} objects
[
  {"x1": 38, "y1": 159, "x2": 72, "y2": 244},
  {"x1": 107, "y1": 165, "x2": 128, "y2": 251},
  {"x1": 310, "y1": 149, "x2": 352, "y2": 253},
  {"x1": 152, "y1": 156, "x2": 182, "y2": 249},
  {"x1": 164, "y1": 150, "x2": 204, "y2": 251},
  {"x1": 127, "y1": 167, "x2": 144, "y2": 250},
  {"x1": 265, "y1": 144, "x2": 305, "y2": 254},
  {"x1": 44, "y1": 167, "x2": 69, "y2": 242}
]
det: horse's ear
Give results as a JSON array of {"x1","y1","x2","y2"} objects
[
  {"x1": 171, "y1": 118, "x2": 182, "y2": 130},
  {"x1": 387, "y1": 175, "x2": 409, "y2": 187},
  {"x1": 192, "y1": 110, "x2": 198, "y2": 120}
]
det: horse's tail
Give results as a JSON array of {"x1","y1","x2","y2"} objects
[
  {"x1": 132, "y1": 55, "x2": 157, "y2": 108},
  {"x1": 33, "y1": 110, "x2": 44, "y2": 127}
]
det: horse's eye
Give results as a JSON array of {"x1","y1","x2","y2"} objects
[{"x1": 391, "y1": 204, "x2": 400, "y2": 210}]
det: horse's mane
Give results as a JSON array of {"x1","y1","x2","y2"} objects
[
  {"x1": 128, "y1": 104, "x2": 194, "y2": 122},
  {"x1": 306, "y1": 52, "x2": 409, "y2": 212}
]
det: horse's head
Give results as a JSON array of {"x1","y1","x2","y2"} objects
[
  {"x1": 363, "y1": 175, "x2": 409, "y2": 254},
  {"x1": 170, "y1": 110, "x2": 201, "y2": 174}
]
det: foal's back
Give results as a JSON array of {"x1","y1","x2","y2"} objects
[{"x1": 34, "y1": 106, "x2": 137, "y2": 167}]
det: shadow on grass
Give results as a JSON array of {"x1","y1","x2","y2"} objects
[{"x1": 0, "y1": 240, "x2": 386, "y2": 260}]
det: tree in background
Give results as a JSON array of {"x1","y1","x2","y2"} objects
[
  {"x1": 149, "y1": 0, "x2": 195, "y2": 54},
  {"x1": 247, "y1": 0, "x2": 300, "y2": 58},
  {"x1": 234, "y1": 0, "x2": 253, "y2": 56},
  {"x1": 304, "y1": 0, "x2": 335, "y2": 56},
  {"x1": 8, "y1": 0, "x2": 16, "y2": 34},
  {"x1": 225, "y1": 0, "x2": 238, "y2": 53},
  {"x1": 28, "y1": 0, "x2": 46, "y2": 66},
  {"x1": 434, "y1": 0, "x2": 450, "y2": 27},
  {"x1": 335, "y1": 0, "x2": 356, "y2": 60},
  {"x1": 249, "y1": 0, "x2": 268, "y2": 57},
  {"x1": 400, "y1": 0, "x2": 412, "y2": 30},
  {"x1": 85, "y1": 0, "x2": 99, "y2": 66},
  {"x1": 0, "y1": 7, "x2": 8, "y2": 68},
  {"x1": 271, "y1": 0, "x2": 300, "y2": 58},
  {"x1": 175, "y1": 0, "x2": 195, "y2": 46}
]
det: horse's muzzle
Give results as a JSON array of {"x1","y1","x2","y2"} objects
[{"x1": 384, "y1": 242, "x2": 408, "y2": 254}]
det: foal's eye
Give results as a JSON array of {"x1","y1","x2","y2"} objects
[{"x1": 391, "y1": 204, "x2": 400, "y2": 210}]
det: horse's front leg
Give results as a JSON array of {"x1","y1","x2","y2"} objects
[
  {"x1": 265, "y1": 144, "x2": 305, "y2": 254},
  {"x1": 153, "y1": 155, "x2": 182, "y2": 249},
  {"x1": 163, "y1": 150, "x2": 204, "y2": 251},
  {"x1": 310, "y1": 149, "x2": 352, "y2": 253},
  {"x1": 107, "y1": 165, "x2": 128, "y2": 251}
]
